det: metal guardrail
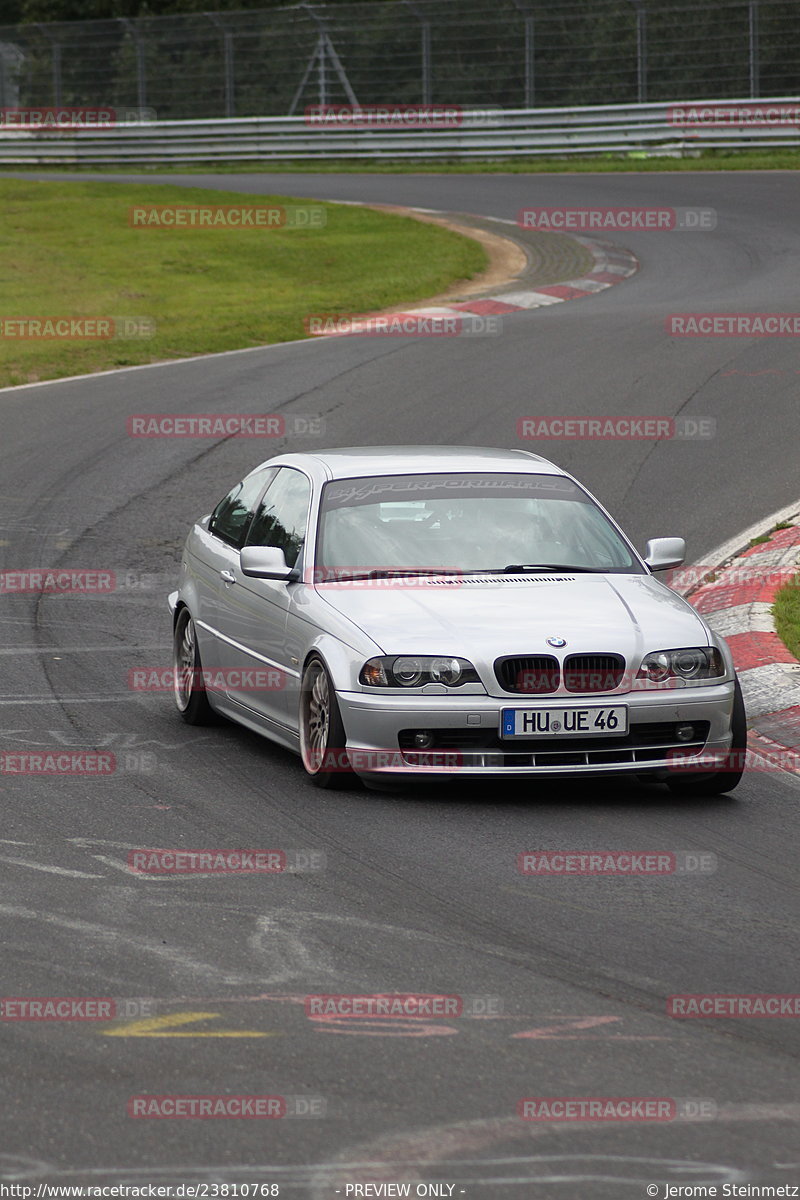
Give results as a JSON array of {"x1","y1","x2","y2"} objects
[{"x1": 1, "y1": 99, "x2": 799, "y2": 164}]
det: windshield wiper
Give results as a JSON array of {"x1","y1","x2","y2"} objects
[
  {"x1": 317, "y1": 568, "x2": 464, "y2": 582},
  {"x1": 500, "y1": 564, "x2": 607, "y2": 573}
]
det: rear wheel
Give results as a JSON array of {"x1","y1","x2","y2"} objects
[
  {"x1": 667, "y1": 677, "x2": 747, "y2": 797},
  {"x1": 299, "y1": 657, "x2": 355, "y2": 789},
  {"x1": 173, "y1": 609, "x2": 218, "y2": 725}
]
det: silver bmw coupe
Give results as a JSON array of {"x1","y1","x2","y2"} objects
[{"x1": 168, "y1": 446, "x2": 745, "y2": 794}]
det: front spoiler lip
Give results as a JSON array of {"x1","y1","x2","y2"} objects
[{"x1": 342, "y1": 746, "x2": 731, "y2": 778}]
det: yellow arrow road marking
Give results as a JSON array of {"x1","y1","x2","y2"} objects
[{"x1": 104, "y1": 1010, "x2": 277, "y2": 1037}]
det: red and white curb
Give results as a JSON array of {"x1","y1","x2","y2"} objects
[
  {"x1": 679, "y1": 510, "x2": 800, "y2": 764},
  {"x1": 471, "y1": 228, "x2": 639, "y2": 313},
  {"x1": 311, "y1": 208, "x2": 638, "y2": 333}
]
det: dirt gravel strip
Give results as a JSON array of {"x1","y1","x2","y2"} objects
[{"x1": 676, "y1": 508, "x2": 800, "y2": 774}]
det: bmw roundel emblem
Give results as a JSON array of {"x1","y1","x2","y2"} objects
[{"x1": 546, "y1": 636, "x2": 567, "y2": 648}]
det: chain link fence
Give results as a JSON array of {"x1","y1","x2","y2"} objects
[{"x1": 0, "y1": 0, "x2": 797, "y2": 120}]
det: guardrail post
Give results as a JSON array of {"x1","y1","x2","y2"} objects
[
  {"x1": 749, "y1": 0, "x2": 760, "y2": 97},
  {"x1": 404, "y1": 0, "x2": 432, "y2": 107},
  {"x1": 0, "y1": 42, "x2": 24, "y2": 107},
  {"x1": 628, "y1": 0, "x2": 648, "y2": 104},
  {"x1": 36, "y1": 25, "x2": 62, "y2": 106},
  {"x1": 122, "y1": 18, "x2": 147, "y2": 112},
  {"x1": 205, "y1": 13, "x2": 235, "y2": 118},
  {"x1": 510, "y1": 0, "x2": 534, "y2": 109}
]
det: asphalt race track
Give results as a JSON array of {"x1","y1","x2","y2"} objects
[{"x1": 1, "y1": 170, "x2": 799, "y2": 1197}]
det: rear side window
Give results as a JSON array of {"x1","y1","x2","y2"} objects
[{"x1": 209, "y1": 467, "x2": 277, "y2": 548}]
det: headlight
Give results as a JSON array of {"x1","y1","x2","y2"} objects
[
  {"x1": 359, "y1": 656, "x2": 480, "y2": 688},
  {"x1": 393, "y1": 657, "x2": 426, "y2": 686},
  {"x1": 637, "y1": 647, "x2": 725, "y2": 684}
]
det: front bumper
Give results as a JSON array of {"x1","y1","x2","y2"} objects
[{"x1": 336, "y1": 683, "x2": 736, "y2": 778}]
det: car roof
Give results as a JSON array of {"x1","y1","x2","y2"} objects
[{"x1": 254, "y1": 446, "x2": 566, "y2": 480}]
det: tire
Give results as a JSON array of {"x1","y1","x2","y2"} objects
[
  {"x1": 299, "y1": 656, "x2": 355, "y2": 789},
  {"x1": 173, "y1": 608, "x2": 218, "y2": 725},
  {"x1": 667, "y1": 677, "x2": 747, "y2": 797}
]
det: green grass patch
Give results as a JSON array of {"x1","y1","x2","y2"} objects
[
  {"x1": 773, "y1": 574, "x2": 800, "y2": 662},
  {"x1": 0, "y1": 178, "x2": 486, "y2": 388},
  {"x1": 8, "y1": 148, "x2": 800, "y2": 174},
  {"x1": 750, "y1": 520, "x2": 794, "y2": 547}
]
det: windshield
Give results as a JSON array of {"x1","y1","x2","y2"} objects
[{"x1": 315, "y1": 473, "x2": 642, "y2": 577}]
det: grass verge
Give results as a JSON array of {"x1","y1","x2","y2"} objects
[
  {"x1": 0, "y1": 178, "x2": 486, "y2": 388},
  {"x1": 774, "y1": 574, "x2": 800, "y2": 663}
]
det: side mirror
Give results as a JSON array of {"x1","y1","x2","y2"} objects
[
  {"x1": 240, "y1": 545, "x2": 298, "y2": 581},
  {"x1": 643, "y1": 537, "x2": 686, "y2": 571}
]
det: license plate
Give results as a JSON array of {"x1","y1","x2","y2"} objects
[{"x1": 501, "y1": 706, "x2": 628, "y2": 738}]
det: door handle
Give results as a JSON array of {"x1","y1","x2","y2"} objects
[{"x1": 220, "y1": 569, "x2": 236, "y2": 585}]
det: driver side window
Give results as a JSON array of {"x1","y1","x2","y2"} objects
[{"x1": 244, "y1": 468, "x2": 311, "y2": 569}]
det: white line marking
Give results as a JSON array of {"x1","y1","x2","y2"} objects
[
  {"x1": 0, "y1": 646, "x2": 169, "y2": 656},
  {"x1": 0, "y1": 697, "x2": 142, "y2": 705},
  {"x1": 69, "y1": 837, "x2": 156, "y2": 849},
  {"x1": 90, "y1": 854, "x2": 179, "y2": 882},
  {"x1": 0, "y1": 856, "x2": 104, "y2": 879},
  {"x1": 0, "y1": 334, "x2": 322, "y2": 396},
  {"x1": 0, "y1": 903, "x2": 255, "y2": 983}
]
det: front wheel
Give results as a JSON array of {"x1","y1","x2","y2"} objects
[
  {"x1": 299, "y1": 657, "x2": 355, "y2": 789},
  {"x1": 667, "y1": 677, "x2": 747, "y2": 797},
  {"x1": 173, "y1": 609, "x2": 218, "y2": 725}
]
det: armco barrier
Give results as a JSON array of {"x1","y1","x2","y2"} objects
[{"x1": 1, "y1": 98, "x2": 799, "y2": 164}]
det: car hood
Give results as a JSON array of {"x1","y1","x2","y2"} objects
[{"x1": 314, "y1": 572, "x2": 710, "y2": 665}]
